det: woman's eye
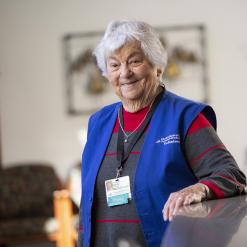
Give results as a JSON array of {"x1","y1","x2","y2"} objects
[
  {"x1": 130, "y1": 59, "x2": 141, "y2": 65},
  {"x1": 110, "y1": 63, "x2": 119, "y2": 68}
]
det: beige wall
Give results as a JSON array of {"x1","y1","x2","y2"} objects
[{"x1": 0, "y1": 0, "x2": 247, "y2": 180}]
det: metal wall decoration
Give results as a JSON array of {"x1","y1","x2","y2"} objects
[{"x1": 63, "y1": 24, "x2": 208, "y2": 115}]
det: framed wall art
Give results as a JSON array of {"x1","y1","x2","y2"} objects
[{"x1": 63, "y1": 24, "x2": 208, "y2": 115}]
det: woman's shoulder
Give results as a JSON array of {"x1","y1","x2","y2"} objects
[
  {"x1": 163, "y1": 90, "x2": 217, "y2": 131},
  {"x1": 164, "y1": 90, "x2": 204, "y2": 106}
]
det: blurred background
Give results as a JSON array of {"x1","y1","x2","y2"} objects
[{"x1": 0, "y1": 0, "x2": 247, "y2": 246}]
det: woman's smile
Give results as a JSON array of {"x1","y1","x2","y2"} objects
[{"x1": 120, "y1": 79, "x2": 138, "y2": 86}]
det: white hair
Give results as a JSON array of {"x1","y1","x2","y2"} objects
[{"x1": 93, "y1": 20, "x2": 168, "y2": 77}]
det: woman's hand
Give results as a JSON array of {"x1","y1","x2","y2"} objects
[{"x1": 162, "y1": 183, "x2": 210, "y2": 221}]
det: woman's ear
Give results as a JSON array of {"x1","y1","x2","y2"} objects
[{"x1": 156, "y1": 68, "x2": 163, "y2": 78}]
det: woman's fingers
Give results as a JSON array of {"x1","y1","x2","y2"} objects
[
  {"x1": 163, "y1": 193, "x2": 185, "y2": 221},
  {"x1": 172, "y1": 196, "x2": 184, "y2": 218},
  {"x1": 162, "y1": 194, "x2": 173, "y2": 221},
  {"x1": 162, "y1": 184, "x2": 208, "y2": 221}
]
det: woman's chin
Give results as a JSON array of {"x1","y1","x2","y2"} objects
[
  {"x1": 120, "y1": 92, "x2": 141, "y2": 103},
  {"x1": 120, "y1": 87, "x2": 141, "y2": 101}
]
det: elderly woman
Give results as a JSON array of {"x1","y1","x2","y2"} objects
[{"x1": 78, "y1": 20, "x2": 246, "y2": 247}]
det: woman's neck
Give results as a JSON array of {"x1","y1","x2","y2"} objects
[{"x1": 122, "y1": 85, "x2": 163, "y2": 113}]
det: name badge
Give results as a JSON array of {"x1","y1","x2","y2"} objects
[{"x1": 105, "y1": 176, "x2": 131, "y2": 207}]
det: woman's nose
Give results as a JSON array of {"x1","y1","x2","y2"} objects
[{"x1": 120, "y1": 64, "x2": 133, "y2": 78}]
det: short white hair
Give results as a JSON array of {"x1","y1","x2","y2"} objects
[{"x1": 93, "y1": 20, "x2": 168, "y2": 77}]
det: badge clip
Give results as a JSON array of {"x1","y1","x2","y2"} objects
[{"x1": 115, "y1": 166, "x2": 123, "y2": 180}]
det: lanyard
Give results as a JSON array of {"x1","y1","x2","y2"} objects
[{"x1": 116, "y1": 89, "x2": 164, "y2": 178}]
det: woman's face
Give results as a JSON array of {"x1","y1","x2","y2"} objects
[{"x1": 106, "y1": 41, "x2": 160, "y2": 103}]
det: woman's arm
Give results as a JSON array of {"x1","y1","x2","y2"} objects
[
  {"x1": 185, "y1": 113, "x2": 246, "y2": 197},
  {"x1": 163, "y1": 113, "x2": 246, "y2": 221}
]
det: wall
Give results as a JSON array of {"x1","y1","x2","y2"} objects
[{"x1": 0, "y1": 0, "x2": 247, "y2": 180}]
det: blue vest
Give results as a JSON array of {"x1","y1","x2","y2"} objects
[{"x1": 80, "y1": 91, "x2": 216, "y2": 247}]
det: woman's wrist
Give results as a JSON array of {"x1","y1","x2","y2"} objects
[{"x1": 198, "y1": 183, "x2": 213, "y2": 200}]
